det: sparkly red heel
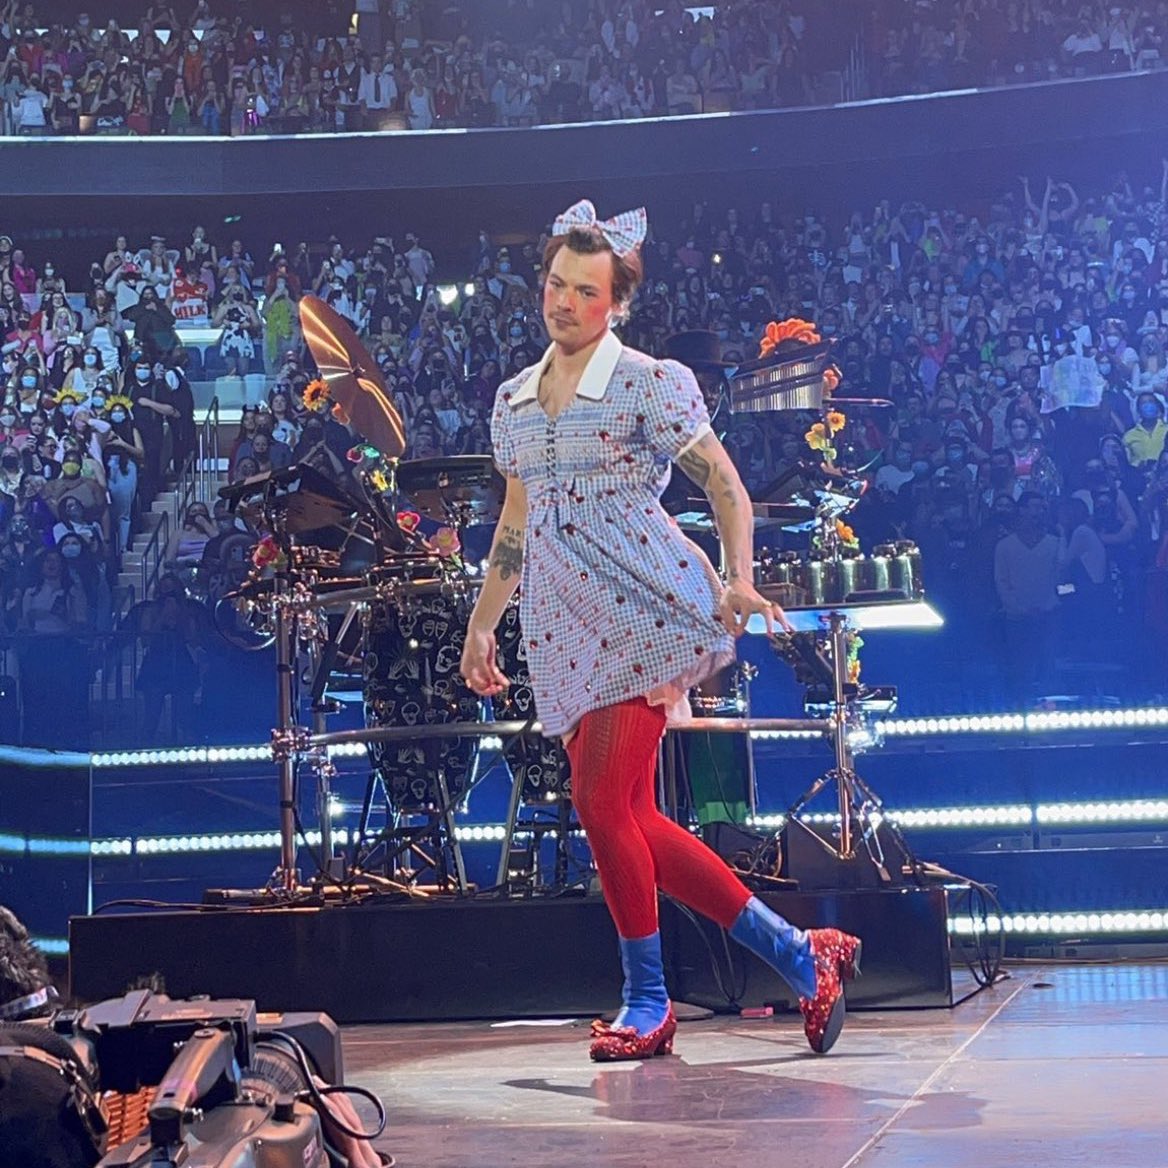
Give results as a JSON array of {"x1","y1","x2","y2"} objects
[
  {"x1": 799, "y1": 929, "x2": 862, "y2": 1055},
  {"x1": 589, "y1": 1009, "x2": 677, "y2": 1061}
]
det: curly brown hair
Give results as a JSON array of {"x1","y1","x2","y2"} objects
[{"x1": 542, "y1": 227, "x2": 644, "y2": 316}]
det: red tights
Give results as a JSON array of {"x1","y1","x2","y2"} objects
[{"x1": 565, "y1": 697, "x2": 752, "y2": 939}]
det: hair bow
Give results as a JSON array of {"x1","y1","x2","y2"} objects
[{"x1": 552, "y1": 199, "x2": 647, "y2": 258}]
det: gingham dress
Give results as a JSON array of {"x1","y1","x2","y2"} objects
[{"x1": 490, "y1": 330, "x2": 735, "y2": 737}]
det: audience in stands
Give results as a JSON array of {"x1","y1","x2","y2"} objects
[
  {"x1": 0, "y1": 1, "x2": 1165, "y2": 138},
  {"x1": 2, "y1": 51, "x2": 1168, "y2": 740}
]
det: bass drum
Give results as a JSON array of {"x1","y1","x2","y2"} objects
[{"x1": 362, "y1": 589, "x2": 568, "y2": 810}]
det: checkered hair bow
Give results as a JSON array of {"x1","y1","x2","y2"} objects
[{"x1": 552, "y1": 199, "x2": 647, "y2": 258}]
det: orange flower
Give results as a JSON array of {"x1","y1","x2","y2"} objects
[
  {"x1": 303, "y1": 378, "x2": 330, "y2": 412},
  {"x1": 331, "y1": 400, "x2": 351, "y2": 425},
  {"x1": 758, "y1": 317, "x2": 822, "y2": 359},
  {"x1": 826, "y1": 410, "x2": 846, "y2": 434},
  {"x1": 836, "y1": 520, "x2": 857, "y2": 546},
  {"x1": 822, "y1": 366, "x2": 841, "y2": 393}
]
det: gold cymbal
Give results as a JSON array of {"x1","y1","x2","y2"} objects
[{"x1": 299, "y1": 294, "x2": 406, "y2": 459}]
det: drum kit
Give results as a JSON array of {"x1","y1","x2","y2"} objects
[
  {"x1": 226, "y1": 299, "x2": 939, "y2": 897},
  {"x1": 223, "y1": 296, "x2": 568, "y2": 895}
]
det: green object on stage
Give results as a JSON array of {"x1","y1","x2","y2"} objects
[{"x1": 684, "y1": 730, "x2": 750, "y2": 826}]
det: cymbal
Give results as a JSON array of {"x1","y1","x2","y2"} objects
[
  {"x1": 397, "y1": 455, "x2": 506, "y2": 527},
  {"x1": 299, "y1": 294, "x2": 406, "y2": 459}
]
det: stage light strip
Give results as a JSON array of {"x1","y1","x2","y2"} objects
[
  {"x1": 949, "y1": 909, "x2": 1168, "y2": 936},
  {"x1": 83, "y1": 706, "x2": 1168, "y2": 768},
  {"x1": 877, "y1": 707, "x2": 1168, "y2": 737},
  {"x1": 6, "y1": 795, "x2": 1168, "y2": 859}
]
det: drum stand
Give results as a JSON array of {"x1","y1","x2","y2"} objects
[
  {"x1": 352, "y1": 769, "x2": 469, "y2": 894},
  {"x1": 784, "y1": 611, "x2": 917, "y2": 883}
]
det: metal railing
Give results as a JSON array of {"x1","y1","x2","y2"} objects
[
  {"x1": 197, "y1": 396, "x2": 221, "y2": 504},
  {"x1": 173, "y1": 395, "x2": 222, "y2": 530},
  {"x1": 842, "y1": 33, "x2": 868, "y2": 103},
  {"x1": 138, "y1": 508, "x2": 170, "y2": 601}
]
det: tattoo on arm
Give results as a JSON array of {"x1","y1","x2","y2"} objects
[
  {"x1": 491, "y1": 523, "x2": 524, "y2": 581},
  {"x1": 677, "y1": 445, "x2": 712, "y2": 489}
]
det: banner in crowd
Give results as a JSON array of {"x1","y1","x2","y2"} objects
[{"x1": 1040, "y1": 354, "x2": 1104, "y2": 414}]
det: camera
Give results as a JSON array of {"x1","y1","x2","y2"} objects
[{"x1": 1, "y1": 989, "x2": 369, "y2": 1168}]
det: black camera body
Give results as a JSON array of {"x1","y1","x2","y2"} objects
[{"x1": 2, "y1": 990, "x2": 344, "y2": 1168}]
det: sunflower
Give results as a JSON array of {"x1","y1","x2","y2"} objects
[
  {"x1": 369, "y1": 468, "x2": 389, "y2": 493},
  {"x1": 826, "y1": 410, "x2": 847, "y2": 434},
  {"x1": 303, "y1": 378, "x2": 330, "y2": 412}
]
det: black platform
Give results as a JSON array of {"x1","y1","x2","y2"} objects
[{"x1": 70, "y1": 888, "x2": 952, "y2": 1022}]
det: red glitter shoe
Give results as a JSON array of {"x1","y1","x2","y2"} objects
[
  {"x1": 589, "y1": 1009, "x2": 677, "y2": 1062},
  {"x1": 799, "y1": 929, "x2": 862, "y2": 1054}
]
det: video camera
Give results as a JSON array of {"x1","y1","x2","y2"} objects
[{"x1": 1, "y1": 989, "x2": 383, "y2": 1168}]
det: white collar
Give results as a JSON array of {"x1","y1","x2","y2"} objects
[{"x1": 506, "y1": 329, "x2": 623, "y2": 408}]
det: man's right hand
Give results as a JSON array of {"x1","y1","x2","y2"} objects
[{"x1": 461, "y1": 624, "x2": 509, "y2": 696}]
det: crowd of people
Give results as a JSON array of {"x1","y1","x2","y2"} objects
[
  {"x1": 1, "y1": 0, "x2": 1166, "y2": 137},
  {"x1": 3, "y1": 105, "x2": 1168, "y2": 741},
  {"x1": 202, "y1": 155, "x2": 1168, "y2": 703}
]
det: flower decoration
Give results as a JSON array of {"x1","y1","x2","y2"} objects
[
  {"x1": 105, "y1": 393, "x2": 134, "y2": 414},
  {"x1": 369, "y1": 468, "x2": 389, "y2": 493},
  {"x1": 846, "y1": 632, "x2": 864, "y2": 684},
  {"x1": 826, "y1": 410, "x2": 847, "y2": 434},
  {"x1": 55, "y1": 387, "x2": 85, "y2": 406},
  {"x1": 303, "y1": 378, "x2": 331, "y2": 413},
  {"x1": 251, "y1": 534, "x2": 286, "y2": 571},
  {"x1": 431, "y1": 526, "x2": 462, "y2": 559},
  {"x1": 331, "y1": 401, "x2": 351, "y2": 425},
  {"x1": 804, "y1": 422, "x2": 830, "y2": 452},
  {"x1": 823, "y1": 366, "x2": 841, "y2": 394},
  {"x1": 759, "y1": 317, "x2": 821, "y2": 358},
  {"x1": 396, "y1": 510, "x2": 421, "y2": 532},
  {"x1": 836, "y1": 520, "x2": 859, "y2": 548}
]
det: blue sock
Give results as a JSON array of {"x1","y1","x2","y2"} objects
[
  {"x1": 729, "y1": 896, "x2": 817, "y2": 999},
  {"x1": 612, "y1": 931, "x2": 671, "y2": 1034}
]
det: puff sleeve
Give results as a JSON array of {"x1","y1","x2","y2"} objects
[{"x1": 639, "y1": 358, "x2": 713, "y2": 462}]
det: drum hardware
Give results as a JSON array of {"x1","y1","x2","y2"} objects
[{"x1": 396, "y1": 455, "x2": 506, "y2": 529}]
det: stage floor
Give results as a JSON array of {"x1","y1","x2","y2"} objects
[{"x1": 345, "y1": 962, "x2": 1166, "y2": 1168}]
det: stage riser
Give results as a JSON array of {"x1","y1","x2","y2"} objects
[{"x1": 70, "y1": 889, "x2": 951, "y2": 1022}]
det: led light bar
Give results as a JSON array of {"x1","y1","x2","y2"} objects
[
  {"x1": 75, "y1": 706, "x2": 1168, "y2": 767},
  {"x1": 880, "y1": 708, "x2": 1168, "y2": 737},
  {"x1": 92, "y1": 745, "x2": 272, "y2": 768},
  {"x1": 950, "y1": 910, "x2": 1168, "y2": 936},
  {"x1": 3, "y1": 799, "x2": 1167, "y2": 860}
]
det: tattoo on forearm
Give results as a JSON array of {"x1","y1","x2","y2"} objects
[
  {"x1": 491, "y1": 523, "x2": 524, "y2": 581},
  {"x1": 677, "y1": 446, "x2": 711, "y2": 489}
]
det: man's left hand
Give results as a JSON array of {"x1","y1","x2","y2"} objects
[{"x1": 718, "y1": 579, "x2": 793, "y2": 638}]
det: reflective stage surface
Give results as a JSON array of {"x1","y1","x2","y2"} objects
[{"x1": 346, "y1": 963, "x2": 1167, "y2": 1168}]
